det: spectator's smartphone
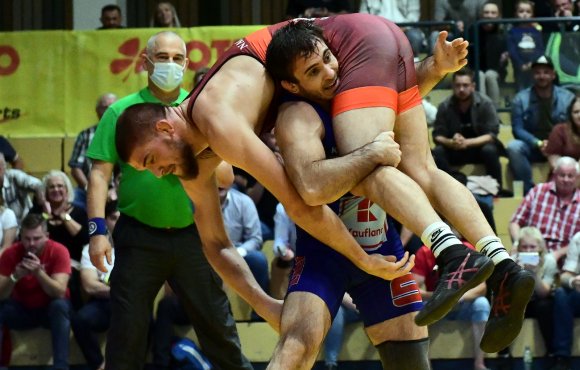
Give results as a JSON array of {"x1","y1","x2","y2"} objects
[{"x1": 518, "y1": 252, "x2": 540, "y2": 266}]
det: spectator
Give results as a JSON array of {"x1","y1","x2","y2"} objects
[
  {"x1": 513, "y1": 227, "x2": 558, "y2": 360},
  {"x1": 431, "y1": 67, "x2": 506, "y2": 191},
  {"x1": 545, "y1": 95, "x2": 580, "y2": 169},
  {"x1": 219, "y1": 184, "x2": 269, "y2": 303},
  {"x1": 413, "y1": 233, "x2": 491, "y2": 370},
  {"x1": 86, "y1": 30, "x2": 252, "y2": 370},
  {"x1": 150, "y1": 2, "x2": 181, "y2": 28},
  {"x1": 192, "y1": 66, "x2": 210, "y2": 88},
  {"x1": 0, "y1": 153, "x2": 44, "y2": 223},
  {"x1": 29, "y1": 170, "x2": 89, "y2": 311},
  {"x1": 285, "y1": 0, "x2": 351, "y2": 19},
  {"x1": 467, "y1": 1, "x2": 509, "y2": 108},
  {"x1": 506, "y1": 55, "x2": 575, "y2": 194},
  {"x1": 322, "y1": 293, "x2": 361, "y2": 370},
  {"x1": 0, "y1": 213, "x2": 72, "y2": 370},
  {"x1": 71, "y1": 200, "x2": 118, "y2": 370},
  {"x1": 69, "y1": 93, "x2": 118, "y2": 209},
  {"x1": 551, "y1": 231, "x2": 580, "y2": 370},
  {"x1": 0, "y1": 136, "x2": 24, "y2": 170},
  {"x1": 509, "y1": 156, "x2": 580, "y2": 262},
  {"x1": 507, "y1": 0, "x2": 545, "y2": 91},
  {"x1": 544, "y1": 0, "x2": 575, "y2": 33},
  {"x1": 31, "y1": 171, "x2": 88, "y2": 265},
  {"x1": 270, "y1": 202, "x2": 296, "y2": 300},
  {"x1": 0, "y1": 194, "x2": 17, "y2": 253},
  {"x1": 359, "y1": 0, "x2": 426, "y2": 56},
  {"x1": 98, "y1": 4, "x2": 123, "y2": 29},
  {"x1": 429, "y1": 0, "x2": 487, "y2": 52}
]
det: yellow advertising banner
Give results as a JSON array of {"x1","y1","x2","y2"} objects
[{"x1": 0, "y1": 26, "x2": 262, "y2": 138}]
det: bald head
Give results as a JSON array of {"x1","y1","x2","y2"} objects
[
  {"x1": 96, "y1": 93, "x2": 118, "y2": 119},
  {"x1": 146, "y1": 31, "x2": 186, "y2": 57}
]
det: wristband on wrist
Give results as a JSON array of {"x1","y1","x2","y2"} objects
[
  {"x1": 88, "y1": 217, "x2": 108, "y2": 237},
  {"x1": 9, "y1": 273, "x2": 18, "y2": 283}
]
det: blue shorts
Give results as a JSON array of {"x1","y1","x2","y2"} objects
[{"x1": 287, "y1": 219, "x2": 423, "y2": 327}]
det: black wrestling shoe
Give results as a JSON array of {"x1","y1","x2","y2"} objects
[
  {"x1": 415, "y1": 245, "x2": 495, "y2": 326},
  {"x1": 480, "y1": 259, "x2": 535, "y2": 353}
]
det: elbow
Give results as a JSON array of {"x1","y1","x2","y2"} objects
[{"x1": 298, "y1": 185, "x2": 330, "y2": 207}]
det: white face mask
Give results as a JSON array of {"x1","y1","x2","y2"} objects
[{"x1": 147, "y1": 57, "x2": 185, "y2": 92}]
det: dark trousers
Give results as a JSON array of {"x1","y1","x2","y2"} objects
[
  {"x1": 71, "y1": 298, "x2": 111, "y2": 370},
  {"x1": 152, "y1": 295, "x2": 190, "y2": 369},
  {"x1": 0, "y1": 299, "x2": 71, "y2": 370},
  {"x1": 106, "y1": 214, "x2": 252, "y2": 370},
  {"x1": 524, "y1": 295, "x2": 554, "y2": 355},
  {"x1": 432, "y1": 143, "x2": 503, "y2": 188}
]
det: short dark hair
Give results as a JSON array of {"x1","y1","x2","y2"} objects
[
  {"x1": 115, "y1": 103, "x2": 167, "y2": 163},
  {"x1": 265, "y1": 20, "x2": 326, "y2": 83},
  {"x1": 102, "y1": 4, "x2": 121, "y2": 15},
  {"x1": 453, "y1": 67, "x2": 475, "y2": 82},
  {"x1": 21, "y1": 213, "x2": 47, "y2": 232}
]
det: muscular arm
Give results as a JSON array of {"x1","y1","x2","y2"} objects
[
  {"x1": 415, "y1": 31, "x2": 469, "y2": 97},
  {"x1": 87, "y1": 160, "x2": 114, "y2": 271},
  {"x1": 275, "y1": 101, "x2": 397, "y2": 206},
  {"x1": 192, "y1": 56, "x2": 412, "y2": 281},
  {"x1": 179, "y1": 156, "x2": 280, "y2": 330}
]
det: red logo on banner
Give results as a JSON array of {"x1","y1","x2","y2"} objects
[
  {"x1": 111, "y1": 38, "x2": 146, "y2": 82},
  {"x1": 0, "y1": 46, "x2": 20, "y2": 76}
]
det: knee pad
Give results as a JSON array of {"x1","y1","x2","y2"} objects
[{"x1": 376, "y1": 338, "x2": 431, "y2": 370}]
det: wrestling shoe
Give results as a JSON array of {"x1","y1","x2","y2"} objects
[
  {"x1": 480, "y1": 259, "x2": 535, "y2": 353},
  {"x1": 415, "y1": 245, "x2": 495, "y2": 326}
]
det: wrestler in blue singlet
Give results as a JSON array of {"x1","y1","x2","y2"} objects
[{"x1": 285, "y1": 99, "x2": 423, "y2": 327}]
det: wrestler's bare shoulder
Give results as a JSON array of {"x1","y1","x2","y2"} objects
[{"x1": 191, "y1": 55, "x2": 275, "y2": 135}]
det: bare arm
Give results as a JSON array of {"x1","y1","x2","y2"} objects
[
  {"x1": 80, "y1": 268, "x2": 110, "y2": 298},
  {"x1": 35, "y1": 271, "x2": 70, "y2": 298},
  {"x1": 415, "y1": 31, "x2": 469, "y2": 97},
  {"x1": 71, "y1": 168, "x2": 89, "y2": 190},
  {"x1": 180, "y1": 156, "x2": 281, "y2": 331},
  {"x1": 193, "y1": 56, "x2": 412, "y2": 281},
  {"x1": 87, "y1": 160, "x2": 114, "y2": 272},
  {"x1": 509, "y1": 222, "x2": 521, "y2": 244},
  {"x1": 1, "y1": 227, "x2": 17, "y2": 251},
  {"x1": 275, "y1": 101, "x2": 400, "y2": 206}
]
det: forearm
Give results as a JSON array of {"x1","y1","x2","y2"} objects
[
  {"x1": 71, "y1": 168, "x2": 88, "y2": 189},
  {"x1": 467, "y1": 134, "x2": 494, "y2": 147},
  {"x1": 296, "y1": 145, "x2": 383, "y2": 206},
  {"x1": 415, "y1": 56, "x2": 446, "y2": 97},
  {"x1": 204, "y1": 241, "x2": 271, "y2": 308},
  {"x1": 84, "y1": 280, "x2": 110, "y2": 298},
  {"x1": 286, "y1": 202, "x2": 370, "y2": 267},
  {"x1": 87, "y1": 164, "x2": 113, "y2": 218},
  {"x1": 509, "y1": 222, "x2": 520, "y2": 243},
  {"x1": 36, "y1": 271, "x2": 67, "y2": 298}
]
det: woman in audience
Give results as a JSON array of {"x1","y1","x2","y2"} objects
[
  {"x1": 545, "y1": 95, "x2": 580, "y2": 169},
  {"x1": 150, "y1": 2, "x2": 181, "y2": 28},
  {"x1": 507, "y1": 0, "x2": 545, "y2": 91},
  {"x1": 30, "y1": 170, "x2": 89, "y2": 309},
  {"x1": 0, "y1": 193, "x2": 17, "y2": 253},
  {"x1": 512, "y1": 226, "x2": 558, "y2": 358}
]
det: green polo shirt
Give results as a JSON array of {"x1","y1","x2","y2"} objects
[{"x1": 87, "y1": 87, "x2": 193, "y2": 228}]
